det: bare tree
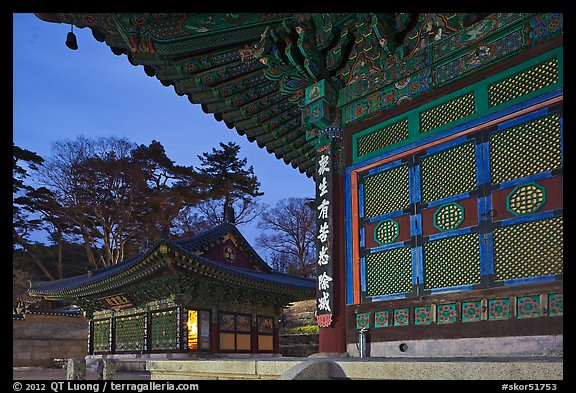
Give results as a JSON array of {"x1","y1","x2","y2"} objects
[
  {"x1": 35, "y1": 136, "x2": 142, "y2": 267},
  {"x1": 256, "y1": 197, "x2": 316, "y2": 278}
]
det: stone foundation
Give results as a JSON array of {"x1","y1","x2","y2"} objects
[
  {"x1": 145, "y1": 357, "x2": 563, "y2": 380},
  {"x1": 346, "y1": 335, "x2": 563, "y2": 358},
  {"x1": 13, "y1": 312, "x2": 88, "y2": 368}
]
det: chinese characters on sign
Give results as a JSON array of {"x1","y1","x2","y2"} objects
[
  {"x1": 99, "y1": 294, "x2": 133, "y2": 309},
  {"x1": 315, "y1": 147, "x2": 334, "y2": 328}
]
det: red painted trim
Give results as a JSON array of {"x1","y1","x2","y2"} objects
[{"x1": 350, "y1": 172, "x2": 361, "y2": 305}]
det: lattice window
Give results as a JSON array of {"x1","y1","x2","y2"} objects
[
  {"x1": 493, "y1": 217, "x2": 563, "y2": 281},
  {"x1": 357, "y1": 119, "x2": 409, "y2": 157},
  {"x1": 419, "y1": 92, "x2": 476, "y2": 133},
  {"x1": 490, "y1": 113, "x2": 561, "y2": 184},
  {"x1": 374, "y1": 219, "x2": 400, "y2": 245},
  {"x1": 93, "y1": 319, "x2": 111, "y2": 353},
  {"x1": 115, "y1": 315, "x2": 146, "y2": 352},
  {"x1": 363, "y1": 164, "x2": 410, "y2": 219},
  {"x1": 423, "y1": 233, "x2": 481, "y2": 289},
  {"x1": 365, "y1": 246, "x2": 412, "y2": 297},
  {"x1": 420, "y1": 141, "x2": 477, "y2": 203},
  {"x1": 359, "y1": 102, "x2": 562, "y2": 300},
  {"x1": 150, "y1": 309, "x2": 179, "y2": 351},
  {"x1": 488, "y1": 58, "x2": 559, "y2": 107},
  {"x1": 434, "y1": 202, "x2": 465, "y2": 231},
  {"x1": 506, "y1": 182, "x2": 546, "y2": 216}
]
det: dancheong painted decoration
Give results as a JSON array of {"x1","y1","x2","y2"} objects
[
  {"x1": 29, "y1": 223, "x2": 315, "y2": 355},
  {"x1": 32, "y1": 13, "x2": 562, "y2": 357}
]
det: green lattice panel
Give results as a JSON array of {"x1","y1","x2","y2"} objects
[
  {"x1": 93, "y1": 319, "x2": 111, "y2": 353},
  {"x1": 420, "y1": 141, "x2": 477, "y2": 203},
  {"x1": 115, "y1": 315, "x2": 146, "y2": 352},
  {"x1": 365, "y1": 246, "x2": 412, "y2": 297},
  {"x1": 419, "y1": 92, "x2": 476, "y2": 133},
  {"x1": 493, "y1": 217, "x2": 563, "y2": 281},
  {"x1": 357, "y1": 118, "x2": 409, "y2": 157},
  {"x1": 423, "y1": 233, "x2": 481, "y2": 289},
  {"x1": 488, "y1": 58, "x2": 559, "y2": 107},
  {"x1": 150, "y1": 309, "x2": 179, "y2": 351},
  {"x1": 363, "y1": 164, "x2": 410, "y2": 219},
  {"x1": 489, "y1": 113, "x2": 562, "y2": 184}
]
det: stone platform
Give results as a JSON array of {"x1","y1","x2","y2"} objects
[{"x1": 145, "y1": 356, "x2": 563, "y2": 380}]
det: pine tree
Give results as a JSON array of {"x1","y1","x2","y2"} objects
[{"x1": 197, "y1": 142, "x2": 264, "y2": 225}]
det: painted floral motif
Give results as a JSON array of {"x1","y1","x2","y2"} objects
[
  {"x1": 488, "y1": 298, "x2": 510, "y2": 320},
  {"x1": 548, "y1": 293, "x2": 563, "y2": 316},
  {"x1": 437, "y1": 304, "x2": 457, "y2": 324},
  {"x1": 356, "y1": 312, "x2": 370, "y2": 329},
  {"x1": 461, "y1": 301, "x2": 482, "y2": 322},
  {"x1": 414, "y1": 306, "x2": 433, "y2": 325},
  {"x1": 393, "y1": 308, "x2": 410, "y2": 326},
  {"x1": 374, "y1": 310, "x2": 389, "y2": 328},
  {"x1": 517, "y1": 296, "x2": 541, "y2": 319}
]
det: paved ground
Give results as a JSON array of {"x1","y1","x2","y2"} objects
[{"x1": 13, "y1": 367, "x2": 151, "y2": 380}]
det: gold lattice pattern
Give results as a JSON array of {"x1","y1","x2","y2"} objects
[
  {"x1": 115, "y1": 315, "x2": 146, "y2": 352},
  {"x1": 493, "y1": 217, "x2": 563, "y2": 281},
  {"x1": 490, "y1": 113, "x2": 561, "y2": 184},
  {"x1": 420, "y1": 141, "x2": 477, "y2": 203},
  {"x1": 93, "y1": 320, "x2": 111, "y2": 352},
  {"x1": 507, "y1": 183, "x2": 545, "y2": 216},
  {"x1": 151, "y1": 310, "x2": 179, "y2": 350},
  {"x1": 488, "y1": 58, "x2": 559, "y2": 107},
  {"x1": 424, "y1": 233, "x2": 481, "y2": 289},
  {"x1": 419, "y1": 92, "x2": 476, "y2": 133},
  {"x1": 357, "y1": 119, "x2": 409, "y2": 157},
  {"x1": 366, "y1": 246, "x2": 412, "y2": 296},
  {"x1": 363, "y1": 164, "x2": 410, "y2": 219},
  {"x1": 434, "y1": 203, "x2": 464, "y2": 231},
  {"x1": 375, "y1": 219, "x2": 399, "y2": 245}
]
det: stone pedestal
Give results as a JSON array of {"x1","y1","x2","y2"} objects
[
  {"x1": 96, "y1": 358, "x2": 117, "y2": 380},
  {"x1": 66, "y1": 357, "x2": 86, "y2": 380}
]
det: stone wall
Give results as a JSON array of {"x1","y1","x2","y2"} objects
[{"x1": 13, "y1": 313, "x2": 89, "y2": 368}]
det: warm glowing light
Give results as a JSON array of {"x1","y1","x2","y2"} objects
[{"x1": 187, "y1": 310, "x2": 198, "y2": 350}]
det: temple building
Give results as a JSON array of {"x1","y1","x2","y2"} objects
[
  {"x1": 29, "y1": 222, "x2": 315, "y2": 355},
  {"x1": 32, "y1": 13, "x2": 563, "y2": 358}
]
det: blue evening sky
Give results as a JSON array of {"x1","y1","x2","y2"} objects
[{"x1": 12, "y1": 13, "x2": 315, "y2": 253}]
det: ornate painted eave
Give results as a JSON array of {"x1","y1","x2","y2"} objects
[
  {"x1": 33, "y1": 13, "x2": 563, "y2": 178},
  {"x1": 28, "y1": 223, "x2": 315, "y2": 307}
]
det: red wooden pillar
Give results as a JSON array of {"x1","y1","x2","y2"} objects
[{"x1": 318, "y1": 171, "x2": 347, "y2": 354}]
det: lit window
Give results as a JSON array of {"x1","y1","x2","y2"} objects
[{"x1": 187, "y1": 310, "x2": 198, "y2": 350}]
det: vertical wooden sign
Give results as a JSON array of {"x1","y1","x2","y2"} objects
[{"x1": 315, "y1": 141, "x2": 334, "y2": 328}]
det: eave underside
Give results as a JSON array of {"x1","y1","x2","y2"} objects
[
  {"x1": 31, "y1": 253, "x2": 315, "y2": 313},
  {"x1": 34, "y1": 13, "x2": 317, "y2": 177}
]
